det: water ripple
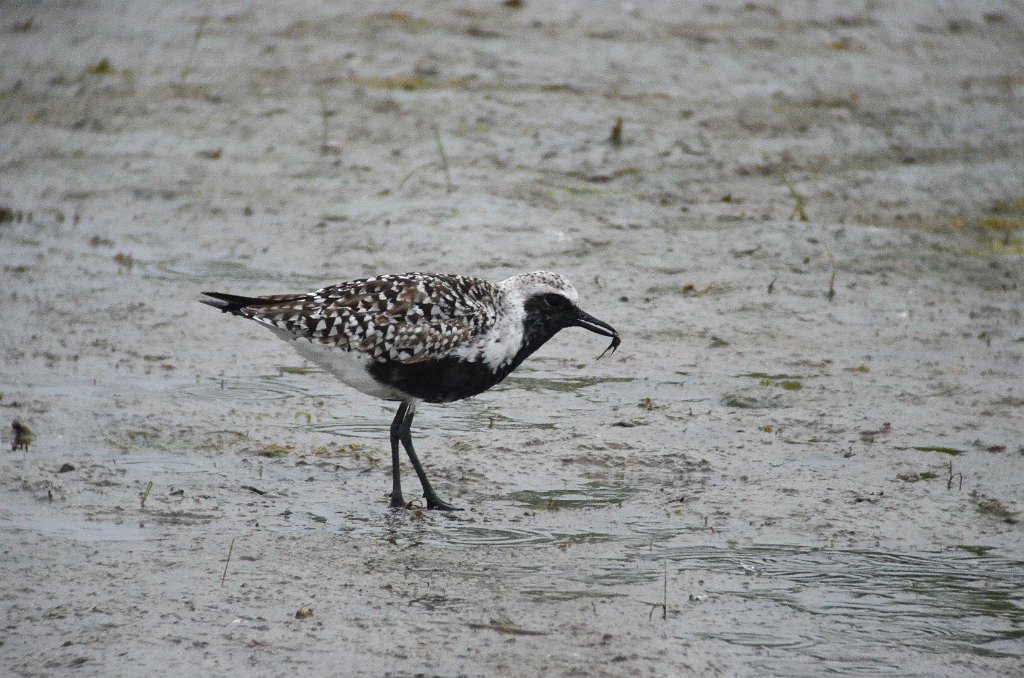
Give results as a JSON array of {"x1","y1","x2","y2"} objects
[{"x1": 642, "y1": 545, "x2": 1024, "y2": 661}]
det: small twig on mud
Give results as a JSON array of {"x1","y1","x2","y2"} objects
[
  {"x1": 431, "y1": 124, "x2": 454, "y2": 193},
  {"x1": 319, "y1": 96, "x2": 339, "y2": 156},
  {"x1": 648, "y1": 561, "x2": 668, "y2": 620},
  {"x1": 221, "y1": 537, "x2": 236, "y2": 586},
  {"x1": 181, "y1": 13, "x2": 210, "y2": 78},
  {"x1": 947, "y1": 460, "x2": 963, "y2": 491},
  {"x1": 11, "y1": 420, "x2": 34, "y2": 451},
  {"x1": 609, "y1": 116, "x2": 624, "y2": 147},
  {"x1": 140, "y1": 480, "x2": 153, "y2": 509},
  {"x1": 826, "y1": 252, "x2": 837, "y2": 301},
  {"x1": 784, "y1": 176, "x2": 809, "y2": 222},
  {"x1": 767, "y1": 275, "x2": 777, "y2": 294},
  {"x1": 320, "y1": 96, "x2": 330, "y2": 153},
  {"x1": 396, "y1": 162, "x2": 434, "y2": 191},
  {"x1": 662, "y1": 560, "x2": 668, "y2": 620}
]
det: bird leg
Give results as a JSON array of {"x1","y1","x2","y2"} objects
[
  {"x1": 397, "y1": 401, "x2": 461, "y2": 511},
  {"x1": 388, "y1": 402, "x2": 409, "y2": 508}
]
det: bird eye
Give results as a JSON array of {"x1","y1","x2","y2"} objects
[{"x1": 542, "y1": 293, "x2": 567, "y2": 308}]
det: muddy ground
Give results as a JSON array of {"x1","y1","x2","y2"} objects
[{"x1": 2, "y1": 1, "x2": 1023, "y2": 676}]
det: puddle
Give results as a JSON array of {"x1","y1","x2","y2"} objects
[
  {"x1": 0, "y1": 502, "x2": 150, "y2": 543},
  {"x1": 305, "y1": 406, "x2": 554, "y2": 438},
  {"x1": 505, "y1": 484, "x2": 638, "y2": 510},
  {"x1": 141, "y1": 256, "x2": 325, "y2": 287},
  {"x1": 520, "y1": 586, "x2": 628, "y2": 602},
  {"x1": 112, "y1": 456, "x2": 211, "y2": 475},
  {"x1": 434, "y1": 525, "x2": 555, "y2": 547},
  {"x1": 502, "y1": 374, "x2": 635, "y2": 394},
  {"x1": 358, "y1": 517, "x2": 1024, "y2": 666},
  {"x1": 640, "y1": 545, "x2": 1024, "y2": 663},
  {"x1": 181, "y1": 373, "x2": 560, "y2": 433},
  {"x1": 179, "y1": 374, "x2": 327, "y2": 402}
]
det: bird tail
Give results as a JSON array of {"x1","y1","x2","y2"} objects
[{"x1": 200, "y1": 291, "x2": 304, "y2": 316}]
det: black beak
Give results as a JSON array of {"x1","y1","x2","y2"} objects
[{"x1": 573, "y1": 308, "x2": 621, "y2": 360}]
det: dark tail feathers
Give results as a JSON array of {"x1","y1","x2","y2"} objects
[
  {"x1": 200, "y1": 291, "x2": 264, "y2": 315},
  {"x1": 201, "y1": 291, "x2": 310, "y2": 316}
]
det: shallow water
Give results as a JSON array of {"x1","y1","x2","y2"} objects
[
  {"x1": 658, "y1": 546, "x2": 1023, "y2": 661},
  {"x1": 334, "y1": 503, "x2": 1024, "y2": 672}
]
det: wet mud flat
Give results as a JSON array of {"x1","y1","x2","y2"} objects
[{"x1": 2, "y1": 1, "x2": 1023, "y2": 676}]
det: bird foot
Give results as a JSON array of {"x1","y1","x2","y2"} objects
[
  {"x1": 425, "y1": 493, "x2": 463, "y2": 511},
  {"x1": 390, "y1": 491, "x2": 462, "y2": 511}
]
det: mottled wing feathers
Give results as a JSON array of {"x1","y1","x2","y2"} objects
[{"x1": 203, "y1": 273, "x2": 500, "y2": 364}]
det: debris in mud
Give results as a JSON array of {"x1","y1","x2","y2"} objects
[
  {"x1": 956, "y1": 544, "x2": 994, "y2": 556},
  {"x1": 196, "y1": 148, "x2": 222, "y2": 160},
  {"x1": 972, "y1": 439, "x2": 1006, "y2": 453},
  {"x1": 258, "y1": 443, "x2": 294, "y2": 458},
  {"x1": 825, "y1": 252, "x2": 837, "y2": 301},
  {"x1": 681, "y1": 283, "x2": 712, "y2": 297},
  {"x1": 946, "y1": 461, "x2": 963, "y2": 491},
  {"x1": 431, "y1": 123, "x2": 454, "y2": 193},
  {"x1": 113, "y1": 252, "x2": 134, "y2": 272},
  {"x1": 904, "y1": 445, "x2": 964, "y2": 456},
  {"x1": 721, "y1": 392, "x2": 780, "y2": 409},
  {"x1": 84, "y1": 58, "x2": 115, "y2": 76},
  {"x1": 567, "y1": 167, "x2": 640, "y2": 183},
  {"x1": 221, "y1": 537, "x2": 235, "y2": 586},
  {"x1": 896, "y1": 471, "x2": 938, "y2": 483},
  {"x1": 609, "y1": 117, "x2": 623, "y2": 147},
  {"x1": 466, "y1": 25, "x2": 501, "y2": 39},
  {"x1": 242, "y1": 485, "x2": 268, "y2": 495},
  {"x1": 757, "y1": 375, "x2": 803, "y2": 391},
  {"x1": 140, "y1": 480, "x2": 153, "y2": 508},
  {"x1": 637, "y1": 397, "x2": 663, "y2": 411},
  {"x1": 88, "y1": 235, "x2": 114, "y2": 247},
  {"x1": 784, "y1": 177, "x2": 809, "y2": 221},
  {"x1": 294, "y1": 607, "x2": 314, "y2": 619},
  {"x1": 971, "y1": 491, "x2": 1018, "y2": 524},
  {"x1": 468, "y1": 615, "x2": 546, "y2": 636},
  {"x1": 312, "y1": 442, "x2": 363, "y2": 458},
  {"x1": 859, "y1": 422, "x2": 891, "y2": 443},
  {"x1": 12, "y1": 420, "x2": 34, "y2": 450},
  {"x1": 58, "y1": 462, "x2": 75, "y2": 473}
]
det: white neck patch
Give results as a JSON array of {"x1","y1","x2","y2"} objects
[{"x1": 454, "y1": 271, "x2": 579, "y2": 370}]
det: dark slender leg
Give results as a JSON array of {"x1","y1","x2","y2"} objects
[
  {"x1": 397, "y1": 402, "x2": 461, "y2": 511},
  {"x1": 388, "y1": 402, "x2": 409, "y2": 508}
]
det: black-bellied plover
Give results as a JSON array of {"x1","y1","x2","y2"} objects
[{"x1": 201, "y1": 271, "x2": 619, "y2": 510}]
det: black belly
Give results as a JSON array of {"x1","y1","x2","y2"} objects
[{"x1": 368, "y1": 357, "x2": 513, "y2": 404}]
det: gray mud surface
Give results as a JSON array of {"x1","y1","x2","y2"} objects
[{"x1": 2, "y1": 2, "x2": 1023, "y2": 676}]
